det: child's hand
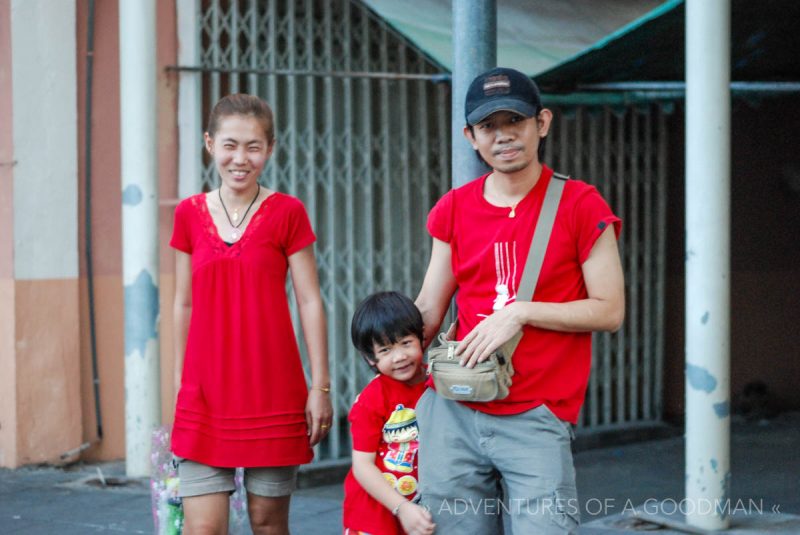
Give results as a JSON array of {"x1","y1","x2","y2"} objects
[{"x1": 397, "y1": 502, "x2": 435, "y2": 535}]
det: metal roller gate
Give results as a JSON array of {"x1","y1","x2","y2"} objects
[
  {"x1": 177, "y1": 0, "x2": 451, "y2": 462},
  {"x1": 177, "y1": 0, "x2": 669, "y2": 464},
  {"x1": 547, "y1": 103, "x2": 670, "y2": 431}
]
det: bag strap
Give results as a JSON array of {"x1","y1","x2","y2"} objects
[
  {"x1": 517, "y1": 172, "x2": 568, "y2": 301},
  {"x1": 501, "y1": 171, "x2": 568, "y2": 359}
]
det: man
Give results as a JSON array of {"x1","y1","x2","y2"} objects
[{"x1": 414, "y1": 67, "x2": 625, "y2": 534}]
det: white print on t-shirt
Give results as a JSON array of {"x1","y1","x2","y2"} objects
[{"x1": 479, "y1": 241, "x2": 518, "y2": 319}]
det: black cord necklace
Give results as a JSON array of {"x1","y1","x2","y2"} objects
[{"x1": 218, "y1": 184, "x2": 260, "y2": 241}]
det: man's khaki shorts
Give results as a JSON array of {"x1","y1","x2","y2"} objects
[{"x1": 174, "y1": 457, "x2": 298, "y2": 498}]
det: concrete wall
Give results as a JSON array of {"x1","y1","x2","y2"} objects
[
  {"x1": 12, "y1": 0, "x2": 79, "y2": 280},
  {"x1": 155, "y1": 0, "x2": 180, "y2": 431},
  {"x1": 0, "y1": 0, "x2": 16, "y2": 467},
  {"x1": 75, "y1": 0, "x2": 125, "y2": 462},
  {"x1": 74, "y1": 0, "x2": 180, "y2": 462},
  {"x1": 663, "y1": 96, "x2": 800, "y2": 422},
  {"x1": 0, "y1": 0, "x2": 179, "y2": 467},
  {"x1": 0, "y1": 0, "x2": 84, "y2": 467},
  {"x1": 15, "y1": 281, "x2": 83, "y2": 462}
]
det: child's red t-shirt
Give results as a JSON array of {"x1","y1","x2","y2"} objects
[{"x1": 343, "y1": 375, "x2": 427, "y2": 534}]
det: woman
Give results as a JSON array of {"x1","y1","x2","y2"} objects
[{"x1": 170, "y1": 93, "x2": 332, "y2": 534}]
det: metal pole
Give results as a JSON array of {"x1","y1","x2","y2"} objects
[
  {"x1": 685, "y1": 0, "x2": 730, "y2": 529},
  {"x1": 166, "y1": 65, "x2": 452, "y2": 82},
  {"x1": 177, "y1": 0, "x2": 202, "y2": 198},
  {"x1": 451, "y1": 0, "x2": 495, "y2": 187},
  {"x1": 578, "y1": 81, "x2": 800, "y2": 93},
  {"x1": 119, "y1": 0, "x2": 161, "y2": 477}
]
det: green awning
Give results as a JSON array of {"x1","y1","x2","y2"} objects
[
  {"x1": 535, "y1": 0, "x2": 800, "y2": 93},
  {"x1": 361, "y1": 0, "x2": 666, "y2": 76}
]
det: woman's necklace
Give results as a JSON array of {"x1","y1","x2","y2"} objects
[{"x1": 218, "y1": 184, "x2": 260, "y2": 241}]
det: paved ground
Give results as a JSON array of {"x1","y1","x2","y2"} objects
[{"x1": 1, "y1": 412, "x2": 798, "y2": 534}]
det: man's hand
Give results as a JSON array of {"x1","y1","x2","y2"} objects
[{"x1": 456, "y1": 302, "x2": 524, "y2": 368}]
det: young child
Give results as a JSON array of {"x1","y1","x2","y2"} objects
[{"x1": 343, "y1": 292, "x2": 436, "y2": 535}]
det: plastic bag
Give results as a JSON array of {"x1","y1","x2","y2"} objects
[
  {"x1": 150, "y1": 426, "x2": 249, "y2": 534},
  {"x1": 151, "y1": 426, "x2": 184, "y2": 534}
]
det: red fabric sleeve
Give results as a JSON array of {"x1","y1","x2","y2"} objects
[
  {"x1": 169, "y1": 198, "x2": 193, "y2": 254},
  {"x1": 426, "y1": 189, "x2": 455, "y2": 243},
  {"x1": 571, "y1": 184, "x2": 622, "y2": 264},
  {"x1": 348, "y1": 378, "x2": 385, "y2": 453},
  {"x1": 283, "y1": 197, "x2": 317, "y2": 256}
]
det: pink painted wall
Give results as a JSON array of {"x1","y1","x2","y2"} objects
[
  {"x1": 1, "y1": 0, "x2": 86, "y2": 467},
  {"x1": 75, "y1": 0, "x2": 124, "y2": 463},
  {"x1": 156, "y1": 0, "x2": 181, "y2": 428},
  {"x1": 74, "y1": 0, "x2": 179, "y2": 462},
  {"x1": 15, "y1": 280, "x2": 83, "y2": 464},
  {"x1": 0, "y1": 0, "x2": 19, "y2": 468}
]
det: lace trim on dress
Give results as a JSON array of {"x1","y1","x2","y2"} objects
[
  {"x1": 235, "y1": 192, "x2": 274, "y2": 249},
  {"x1": 192, "y1": 192, "x2": 275, "y2": 253},
  {"x1": 192, "y1": 195, "x2": 225, "y2": 255}
]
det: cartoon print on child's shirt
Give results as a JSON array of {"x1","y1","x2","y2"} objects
[
  {"x1": 479, "y1": 241, "x2": 518, "y2": 318},
  {"x1": 379, "y1": 404, "x2": 419, "y2": 496}
]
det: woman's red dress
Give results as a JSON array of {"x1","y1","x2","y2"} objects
[{"x1": 169, "y1": 192, "x2": 315, "y2": 467}]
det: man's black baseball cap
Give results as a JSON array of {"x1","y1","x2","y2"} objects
[{"x1": 465, "y1": 67, "x2": 543, "y2": 125}]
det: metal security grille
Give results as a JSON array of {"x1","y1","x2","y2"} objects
[
  {"x1": 182, "y1": 0, "x2": 451, "y2": 461},
  {"x1": 180, "y1": 0, "x2": 669, "y2": 464},
  {"x1": 547, "y1": 104, "x2": 669, "y2": 430}
]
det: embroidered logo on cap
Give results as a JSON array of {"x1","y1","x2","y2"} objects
[{"x1": 483, "y1": 75, "x2": 511, "y2": 96}]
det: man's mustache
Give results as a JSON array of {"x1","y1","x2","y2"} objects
[{"x1": 492, "y1": 144, "x2": 524, "y2": 156}]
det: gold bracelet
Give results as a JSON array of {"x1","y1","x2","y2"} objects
[{"x1": 312, "y1": 385, "x2": 331, "y2": 393}]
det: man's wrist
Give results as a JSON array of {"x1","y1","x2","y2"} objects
[{"x1": 511, "y1": 300, "x2": 533, "y2": 327}]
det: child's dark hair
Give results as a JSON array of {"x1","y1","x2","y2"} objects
[{"x1": 351, "y1": 291, "x2": 424, "y2": 366}]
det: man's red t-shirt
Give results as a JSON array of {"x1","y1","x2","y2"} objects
[{"x1": 426, "y1": 165, "x2": 621, "y2": 423}]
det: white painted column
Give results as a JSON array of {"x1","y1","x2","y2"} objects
[
  {"x1": 119, "y1": 0, "x2": 161, "y2": 477},
  {"x1": 451, "y1": 0, "x2": 495, "y2": 187},
  {"x1": 685, "y1": 0, "x2": 731, "y2": 529},
  {"x1": 177, "y1": 0, "x2": 203, "y2": 198}
]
